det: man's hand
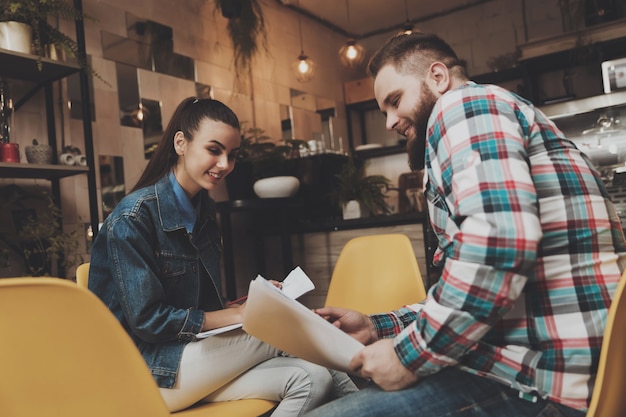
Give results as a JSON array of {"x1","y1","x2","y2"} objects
[
  {"x1": 351, "y1": 339, "x2": 419, "y2": 391},
  {"x1": 314, "y1": 306, "x2": 378, "y2": 345}
]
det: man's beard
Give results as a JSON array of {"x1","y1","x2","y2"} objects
[{"x1": 407, "y1": 83, "x2": 438, "y2": 171}]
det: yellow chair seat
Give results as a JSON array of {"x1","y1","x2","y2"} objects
[{"x1": 0, "y1": 277, "x2": 275, "y2": 417}]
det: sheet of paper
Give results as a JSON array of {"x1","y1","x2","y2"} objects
[
  {"x1": 196, "y1": 322, "x2": 243, "y2": 338},
  {"x1": 281, "y1": 266, "x2": 315, "y2": 299},
  {"x1": 196, "y1": 266, "x2": 314, "y2": 339},
  {"x1": 242, "y1": 277, "x2": 364, "y2": 373}
]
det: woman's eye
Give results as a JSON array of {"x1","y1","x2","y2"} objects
[
  {"x1": 391, "y1": 97, "x2": 400, "y2": 108},
  {"x1": 208, "y1": 147, "x2": 221, "y2": 155}
]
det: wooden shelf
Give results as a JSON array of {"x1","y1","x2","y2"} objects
[
  {"x1": 519, "y1": 18, "x2": 626, "y2": 61},
  {"x1": 354, "y1": 144, "x2": 406, "y2": 159},
  {"x1": 0, "y1": 48, "x2": 80, "y2": 84},
  {"x1": 0, "y1": 162, "x2": 88, "y2": 180}
]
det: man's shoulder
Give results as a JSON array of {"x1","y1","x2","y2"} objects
[{"x1": 441, "y1": 82, "x2": 528, "y2": 110}]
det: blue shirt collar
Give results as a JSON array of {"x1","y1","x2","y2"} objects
[{"x1": 169, "y1": 171, "x2": 196, "y2": 234}]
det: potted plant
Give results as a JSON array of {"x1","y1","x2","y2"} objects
[
  {"x1": 0, "y1": 0, "x2": 89, "y2": 70},
  {"x1": 0, "y1": 184, "x2": 83, "y2": 277},
  {"x1": 331, "y1": 156, "x2": 392, "y2": 219}
]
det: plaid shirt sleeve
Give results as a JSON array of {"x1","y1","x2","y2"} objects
[{"x1": 385, "y1": 83, "x2": 543, "y2": 376}]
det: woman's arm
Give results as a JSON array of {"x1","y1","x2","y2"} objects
[
  {"x1": 106, "y1": 215, "x2": 205, "y2": 343},
  {"x1": 200, "y1": 303, "x2": 245, "y2": 331}
]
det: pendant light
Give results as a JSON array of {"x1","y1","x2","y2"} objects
[
  {"x1": 292, "y1": 1, "x2": 314, "y2": 83},
  {"x1": 400, "y1": 0, "x2": 414, "y2": 35},
  {"x1": 338, "y1": 0, "x2": 365, "y2": 70}
]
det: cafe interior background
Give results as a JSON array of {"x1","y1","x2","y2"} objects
[{"x1": 1, "y1": 0, "x2": 625, "y2": 307}]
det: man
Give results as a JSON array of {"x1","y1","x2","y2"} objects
[{"x1": 307, "y1": 32, "x2": 626, "y2": 417}]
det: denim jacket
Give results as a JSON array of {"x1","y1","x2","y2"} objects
[{"x1": 89, "y1": 174, "x2": 224, "y2": 388}]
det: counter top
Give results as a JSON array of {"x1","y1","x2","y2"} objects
[{"x1": 217, "y1": 198, "x2": 427, "y2": 235}]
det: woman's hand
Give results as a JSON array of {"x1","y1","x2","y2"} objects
[
  {"x1": 268, "y1": 280, "x2": 283, "y2": 290},
  {"x1": 313, "y1": 306, "x2": 378, "y2": 345}
]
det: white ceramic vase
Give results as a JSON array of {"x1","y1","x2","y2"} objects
[
  {"x1": 253, "y1": 176, "x2": 300, "y2": 199},
  {"x1": 0, "y1": 22, "x2": 33, "y2": 54},
  {"x1": 342, "y1": 200, "x2": 369, "y2": 220}
]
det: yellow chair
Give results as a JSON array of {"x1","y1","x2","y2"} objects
[
  {"x1": 75, "y1": 261, "x2": 90, "y2": 288},
  {"x1": 0, "y1": 277, "x2": 276, "y2": 417},
  {"x1": 324, "y1": 233, "x2": 427, "y2": 314},
  {"x1": 586, "y1": 271, "x2": 626, "y2": 417}
]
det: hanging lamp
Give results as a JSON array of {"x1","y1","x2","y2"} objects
[
  {"x1": 338, "y1": 0, "x2": 365, "y2": 70},
  {"x1": 400, "y1": 0, "x2": 414, "y2": 35},
  {"x1": 292, "y1": 2, "x2": 314, "y2": 83}
]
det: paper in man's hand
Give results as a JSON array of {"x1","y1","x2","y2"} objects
[{"x1": 242, "y1": 274, "x2": 364, "y2": 373}]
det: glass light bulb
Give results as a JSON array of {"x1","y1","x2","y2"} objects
[
  {"x1": 293, "y1": 53, "x2": 314, "y2": 83},
  {"x1": 346, "y1": 45, "x2": 357, "y2": 60},
  {"x1": 339, "y1": 40, "x2": 365, "y2": 70},
  {"x1": 298, "y1": 59, "x2": 310, "y2": 74}
]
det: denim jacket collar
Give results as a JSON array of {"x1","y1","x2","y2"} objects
[
  {"x1": 155, "y1": 174, "x2": 191, "y2": 233},
  {"x1": 154, "y1": 174, "x2": 215, "y2": 235}
]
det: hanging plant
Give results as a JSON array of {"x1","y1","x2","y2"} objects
[{"x1": 213, "y1": 0, "x2": 268, "y2": 81}]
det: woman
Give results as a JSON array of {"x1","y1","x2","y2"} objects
[{"x1": 89, "y1": 97, "x2": 356, "y2": 415}]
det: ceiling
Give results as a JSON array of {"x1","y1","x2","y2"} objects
[{"x1": 277, "y1": 0, "x2": 492, "y2": 39}]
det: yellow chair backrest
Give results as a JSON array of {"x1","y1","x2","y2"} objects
[
  {"x1": 0, "y1": 277, "x2": 275, "y2": 417},
  {"x1": 324, "y1": 233, "x2": 427, "y2": 315},
  {"x1": 76, "y1": 261, "x2": 90, "y2": 288},
  {"x1": 586, "y1": 271, "x2": 626, "y2": 417}
]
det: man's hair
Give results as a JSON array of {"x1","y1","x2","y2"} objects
[{"x1": 367, "y1": 32, "x2": 468, "y2": 79}]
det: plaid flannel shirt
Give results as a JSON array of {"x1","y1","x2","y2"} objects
[{"x1": 371, "y1": 82, "x2": 626, "y2": 411}]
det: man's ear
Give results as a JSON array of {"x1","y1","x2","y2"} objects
[
  {"x1": 173, "y1": 131, "x2": 186, "y2": 156},
  {"x1": 428, "y1": 62, "x2": 451, "y2": 95}
]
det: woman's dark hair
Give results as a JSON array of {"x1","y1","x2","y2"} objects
[
  {"x1": 131, "y1": 97, "x2": 240, "y2": 192},
  {"x1": 367, "y1": 32, "x2": 467, "y2": 79}
]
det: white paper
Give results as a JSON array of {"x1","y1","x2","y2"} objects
[
  {"x1": 281, "y1": 266, "x2": 315, "y2": 299},
  {"x1": 196, "y1": 266, "x2": 314, "y2": 339},
  {"x1": 242, "y1": 276, "x2": 364, "y2": 373},
  {"x1": 196, "y1": 322, "x2": 243, "y2": 338}
]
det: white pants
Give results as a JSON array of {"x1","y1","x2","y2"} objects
[{"x1": 159, "y1": 329, "x2": 357, "y2": 416}]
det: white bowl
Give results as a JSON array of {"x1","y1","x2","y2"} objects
[{"x1": 253, "y1": 176, "x2": 300, "y2": 198}]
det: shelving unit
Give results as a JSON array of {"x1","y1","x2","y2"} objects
[
  {"x1": 0, "y1": 0, "x2": 98, "y2": 275},
  {"x1": 0, "y1": 50, "x2": 92, "y2": 191},
  {"x1": 0, "y1": 162, "x2": 88, "y2": 179}
]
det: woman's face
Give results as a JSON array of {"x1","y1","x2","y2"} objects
[{"x1": 173, "y1": 118, "x2": 241, "y2": 197}]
